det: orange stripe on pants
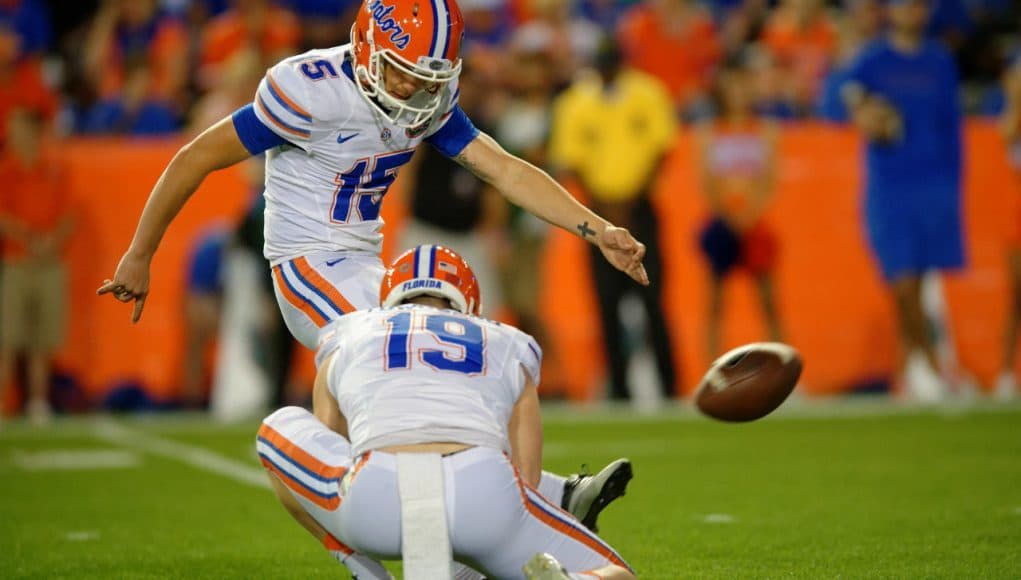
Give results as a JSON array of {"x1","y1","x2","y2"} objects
[
  {"x1": 273, "y1": 264, "x2": 329, "y2": 327},
  {"x1": 293, "y1": 256, "x2": 358, "y2": 315},
  {"x1": 514, "y1": 472, "x2": 630, "y2": 571}
]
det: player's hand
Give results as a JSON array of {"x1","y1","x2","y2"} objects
[
  {"x1": 598, "y1": 226, "x2": 649, "y2": 286},
  {"x1": 96, "y1": 251, "x2": 152, "y2": 323},
  {"x1": 859, "y1": 98, "x2": 902, "y2": 143}
]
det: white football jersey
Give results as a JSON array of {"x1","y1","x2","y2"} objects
[
  {"x1": 251, "y1": 45, "x2": 461, "y2": 264},
  {"x1": 317, "y1": 304, "x2": 542, "y2": 456}
]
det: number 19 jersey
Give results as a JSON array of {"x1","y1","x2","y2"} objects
[{"x1": 316, "y1": 304, "x2": 542, "y2": 456}]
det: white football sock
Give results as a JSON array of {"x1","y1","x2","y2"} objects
[{"x1": 538, "y1": 471, "x2": 566, "y2": 506}]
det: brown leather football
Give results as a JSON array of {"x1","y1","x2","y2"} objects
[{"x1": 695, "y1": 343, "x2": 802, "y2": 422}]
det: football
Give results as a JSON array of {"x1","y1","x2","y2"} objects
[{"x1": 695, "y1": 342, "x2": 803, "y2": 422}]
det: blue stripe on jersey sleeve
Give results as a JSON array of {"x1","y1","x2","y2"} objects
[
  {"x1": 425, "y1": 105, "x2": 480, "y2": 158},
  {"x1": 231, "y1": 104, "x2": 289, "y2": 155}
]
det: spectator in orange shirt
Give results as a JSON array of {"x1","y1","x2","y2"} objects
[
  {"x1": 0, "y1": 108, "x2": 74, "y2": 425},
  {"x1": 617, "y1": 0, "x2": 722, "y2": 120},
  {"x1": 760, "y1": 0, "x2": 838, "y2": 115},
  {"x1": 0, "y1": 23, "x2": 56, "y2": 148},
  {"x1": 199, "y1": 0, "x2": 299, "y2": 91},
  {"x1": 82, "y1": 0, "x2": 189, "y2": 112},
  {"x1": 696, "y1": 56, "x2": 782, "y2": 362}
]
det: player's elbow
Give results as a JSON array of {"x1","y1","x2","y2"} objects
[{"x1": 163, "y1": 142, "x2": 213, "y2": 187}]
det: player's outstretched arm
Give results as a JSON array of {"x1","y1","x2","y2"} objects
[
  {"x1": 454, "y1": 132, "x2": 649, "y2": 286},
  {"x1": 97, "y1": 116, "x2": 252, "y2": 322},
  {"x1": 508, "y1": 377, "x2": 542, "y2": 488}
]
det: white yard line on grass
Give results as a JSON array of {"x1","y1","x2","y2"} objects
[
  {"x1": 13, "y1": 449, "x2": 141, "y2": 471},
  {"x1": 92, "y1": 418, "x2": 269, "y2": 489},
  {"x1": 700, "y1": 514, "x2": 737, "y2": 524},
  {"x1": 64, "y1": 530, "x2": 101, "y2": 542}
]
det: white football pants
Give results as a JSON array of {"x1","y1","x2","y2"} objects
[{"x1": 256, "y1": 407, "x2": 632, "y2": 579}]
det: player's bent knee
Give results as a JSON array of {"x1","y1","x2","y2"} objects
[
  {"x1": 256, "y1": 406, "x2": 317, "y2": 475},
  {"x1": 259, "y1": 405, "x2": 314, "y2": 432}
]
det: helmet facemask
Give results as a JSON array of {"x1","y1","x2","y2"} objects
[{"x1": 352, "y1": 20, "x2": 461, "y2": 129}]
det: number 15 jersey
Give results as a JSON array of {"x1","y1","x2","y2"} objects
[
  {"x1": 234, "y1": 44, "x2": 480, "y2": 264},
  {"x1": 316, "y1": 304, "x2": 542, "y2": 456}
]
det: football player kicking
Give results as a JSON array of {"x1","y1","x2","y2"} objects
[
  {"x1": 96, "y1": 0, "x2": 638, "y2": 574},
  {"x1": 257, "y1": 245, "x2": 635, "y2": 579},
  {"x1": 98, "y1": 0, "x2": 646, "y2": 339}
]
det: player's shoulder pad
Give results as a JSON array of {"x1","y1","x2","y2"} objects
[
  {"x1": 314, "y1": 310, "x2": 370, "y2": 367},
  {"x1": 503, "y1": 323, "x2": 542, "y2": 377},
  {"x1": 256, "y1": 48, "x2": 356, "y2": 139},
  {"x1": 255, "y1": 57, "x2": 317, "y2": 146}
]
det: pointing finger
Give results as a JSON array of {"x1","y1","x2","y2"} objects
[
  {"x1": 132, "y1": 295, "x2": 146, "y2": 324},
  {"x1": 631, "y1": 263, "x2": 650, "y2": 286}
]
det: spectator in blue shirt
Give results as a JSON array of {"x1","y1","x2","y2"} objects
[
  {"x1": 842, "y1": 0, "x2": 964, "y2": 399},
  {"x1": 818, "y1": 0, "x2": 884, "y2": 122},
  {"x1": 77, "y1": 55, "x2": 181, "y2": 136},
  {"x1": 0, "y1": 0, "x2": 50, "y2": 58}
]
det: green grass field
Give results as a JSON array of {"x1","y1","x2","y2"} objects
[{"x1": 1, "y1": 402, "x2": 1019, "y2": 579}]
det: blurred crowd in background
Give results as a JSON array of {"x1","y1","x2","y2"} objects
[
  {"x1": 0, "y1": 0, "x2": 1017, "y2": 139},
  {"x1": 3, "y1": 0, "x2": 1021, "y2": 421}
]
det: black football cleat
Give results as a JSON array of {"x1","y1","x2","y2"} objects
[{"x1": 561, "y1": 458, "x2": 633, "y2": 532}]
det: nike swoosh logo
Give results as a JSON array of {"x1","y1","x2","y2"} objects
[
  {"x1": 325, "y1": 258, "x2": 347, "y2": 267},
  {"x1": 336, "y1": 133, "x2": 359, "y2": 144}
]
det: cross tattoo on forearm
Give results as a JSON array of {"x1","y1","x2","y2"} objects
[{"x1": 576, "y1": 221, "x2": 596, "y2": 239}]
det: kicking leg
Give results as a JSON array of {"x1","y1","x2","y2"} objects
[
  {"x1": 514, "y1": 469, "x2": 634, "y2": 580},
  {"x1": 553, "y1": 459, "x2": 634, "y2": 532}
]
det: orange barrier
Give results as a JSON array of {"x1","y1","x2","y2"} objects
[
  {"x1": 59, "y1": 139, "x2": 251, "y2": 401},
  {"x1": 49, "y1": 122, "x2": 1021, "y2": 403}
]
